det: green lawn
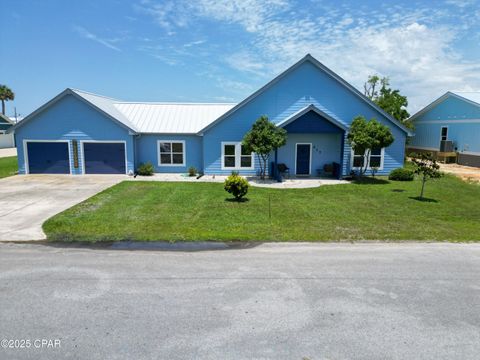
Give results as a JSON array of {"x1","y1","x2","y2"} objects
[
  {"x1": 44, "y1": 174, "x2": 480, "y2": 242},
  {"x1": 0, "y1": 156, "x2": 18, "y2": 178}
]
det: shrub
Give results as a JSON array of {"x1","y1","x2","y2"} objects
[
  {"x1": 388, "y1": 168, "x2": 414, "y2": 181},
  {"x1": 224, "y1": 173, "x2": 249, "y2": 200},
  {"x1": 137, "y1": 162, "x2": 154, "y2": 176},
  {"x1": 188, "y1": 166, "x2": 197, "y2": 177}
]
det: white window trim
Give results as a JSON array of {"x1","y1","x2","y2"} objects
[
  {"x1": 157, "y1": 140, "x2": 186, "y2": 167},
  {"x1": 23, "y1": 139, "x2": 73, "y2": 175},
  {"x1": 440, "y1": 126, "x2": 448, "y2": 142},
  {"x1": 294, "y1": 143, "x2": 312, "y2": 175},
  {"x1": 221, "y1": 142, "x2": 255, "y2": 170},
  {"x1": 80, "y1": 140, "x2": 128, "y2": 175},
  {"x1": 350, "y1": 147, "x2": 385, "y2": 170}
]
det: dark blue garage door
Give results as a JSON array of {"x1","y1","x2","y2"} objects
[
  {"x1": 83, "y1": 142, "x2": 126, "y2": 174},
  {"x1": 27, "y1": 142, "x2": 70, "y2": 174}
]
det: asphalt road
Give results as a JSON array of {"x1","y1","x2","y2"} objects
[{"x1": 0, "y1": 242, "x2": 479, "y2": 360}]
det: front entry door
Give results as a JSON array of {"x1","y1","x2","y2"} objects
[{"x1": 296, "y1": 143, "x2": 311, "y2": 175}]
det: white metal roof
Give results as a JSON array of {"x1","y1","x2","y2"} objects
[
  {"x1": 451, "y1": 91, "x2": 480, "y2": 106},
  {"x1": 115, "y1": 102, "x2": 235, "y2": 134},
  {"x1": 71, "y1": 89, "x2": 235, "y2": 134}
]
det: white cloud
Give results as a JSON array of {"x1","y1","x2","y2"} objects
[
  {"x1": 183, "y1": 40, "x2": 206, "y2": 48},
  {"x1": 136, "y1": 0, "x2": 480, "y2": 111},
  {"x1": 194, "y1": 0, "x2": 289, "y2": 32},
  {"x1": 134, "y1": 1, "x2": 191, "y2": 35},
  {"x1": 445, "y1": 0, "x2": 478, "y2": 8},
  {"x1": 73, "y1": 25, "x2": 122, "y2": 52},
  {"x1": 224, "y1": 51, "x2": 266, "y2": 75}
]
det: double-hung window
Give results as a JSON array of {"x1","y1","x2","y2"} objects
[
  {"x1": 352, "y1": 147, "x2": 384, "y2": 169},
  {"x1": 158, "y1": 140, "x2": 185, "y2": 166},
  {"x1": 440, "y1": 127, "x2": 448, "y2": 141},
  {"x1": 222, "y1": 142, "x2": 254, "y2": 170}
]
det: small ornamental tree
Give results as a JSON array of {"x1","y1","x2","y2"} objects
[
  {"x1": 224, "y1": 173, "x2": 249, "y2": 200},
  {"x1": 347, "y1": 116, "x2": 394, "y2": 176},
  {"x1": 242, "y1": 116, "x2": 287, "y2": 180},
  {"x1": 410, "y1": 152, "x2": 442, "y2": 199}
]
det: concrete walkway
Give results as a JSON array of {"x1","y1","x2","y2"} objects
[
  {"x1": 0, "y1": 175, "x2": 124, "y2": 241},
  {"x1": 129, "y1": 173, "x2": 349, "y2": 188},
  {"x1": 247, "y1": 177, "x2": 349, "y2": 188},
  {"x1": 0, "y1": 147, "x2": 16, "y2": 158}
]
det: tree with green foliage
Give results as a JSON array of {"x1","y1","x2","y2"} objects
[
  {"x1": 0, "y1": 85, "x2": 15, "y2": 115},
  {"x1": 364, "y1": 75, "x2": 411, "y2": 129},
  {"x1": 242, "y1": 115, "x2": 287, "y2": 180},
  {"x1": 410, "y1": 152, "x2": 442, "y2": 199},
  {"x1": 347, "y1": 116, "x2": 394, "y2": 176},
  {"x1": 224, "y1": 173, "x2": 249, "y2": 201}
]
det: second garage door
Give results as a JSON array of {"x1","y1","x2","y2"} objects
[{"x1": 83, "y1": 142, "x2": 126, "y2": 174}]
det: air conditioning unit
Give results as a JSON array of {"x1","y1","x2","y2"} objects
[{"x1": 440, "y1": 140, "x2": 454, "y2": 152}]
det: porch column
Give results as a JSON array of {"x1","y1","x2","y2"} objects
[
  {"x1": 338, "y1": 131, "x2": 345, "y2": 179},
  {"x1": 274, "y1": 148, "x2": 280, "y2": 181}
]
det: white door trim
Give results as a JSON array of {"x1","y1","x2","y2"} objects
[
  {"x1": 295, "y1": 143, "x2": 312, "y2": 175},
  {"x1": 23, "y1": 139, "x2": 72, "y2": 175},
  {"x1": 80, "y1": 140, "x2": 128, "y2": 175}
]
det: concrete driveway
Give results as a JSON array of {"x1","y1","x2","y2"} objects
[
  {"x1": 0, "y1": 175, "x2": 124, "y2": 241},
  {"x1": 0, "y1": 147, "x2": 17, "y2": 158},
  {"x1": 0, "y1": 242, "x2": 479, "y2": 359}
]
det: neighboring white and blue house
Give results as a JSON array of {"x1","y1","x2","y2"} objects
[
  {"x1": 10, "y1": 54, "x2": 410, "y2": 177},
  {"x1": 408, "y1": 91, "x2": 480, "y2": 167},
  {"x1": 0, "y1": 113, "x2": 15, "y2": 148}
]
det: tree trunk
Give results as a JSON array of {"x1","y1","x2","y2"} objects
[
  {"x1": 1, "y1": 100, "x2": 5, "y2": 115},
  {"x1": 263, "y1": 157, "x2": 267, "y2": 180},
  {"x1": 420, "y1": 176, "x2": 426, "y2": 198},
  {"x1": 256, "y1": 153, "x2": 262, "y2": 179},
  {"x1": 361, "y1": 149, "x2": 371, "y2": 176},
  {"x1": 260, "y1": 155, "x2": 269, "y2": 180}
]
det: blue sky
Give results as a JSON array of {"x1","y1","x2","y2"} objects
[{"x1": 2, "y1": 0, "x2": 480, "y2": 118}]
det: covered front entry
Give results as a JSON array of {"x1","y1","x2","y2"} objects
[
  {"x1": 82, "y1": 142, "x2": 126, "y2": 174},
  {"x1": 275, "y1": 105, "x2": 347, "y2": 179},
  {"x1": 296, "y1": 143, "x2": 311, "y2": 175}
]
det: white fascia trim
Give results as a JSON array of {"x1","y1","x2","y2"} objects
[
  {"x1": 415, "y1": 119, "x2": 480, "y2": 124},
  {"x1": 221, "y1": 141, "x2": 255, "y2": 170},
  {"x1": 157, "y1": 140, "x2": 186, "y2": 167},
  {"x1": 23, "y1": 139, "x2": 73, "y2": 175},
  {"x1": 80, "y1": 140, "x2": 128, "y2": 175},
  {"x1": 406, "y1": 146, "x2": 439, "y2": 151},
  {"x1": 458, "y1": 151, "x2": 480, "y2": 156}
]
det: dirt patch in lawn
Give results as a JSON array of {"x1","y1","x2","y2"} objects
[{"x1": 439, "y1": 163, "x2": 480, "y2": 183}]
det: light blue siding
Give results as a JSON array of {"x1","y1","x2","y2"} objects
[
  {"x1": 277, "y1": 133, "x2": 342, "y2": 175},
  {"x1": 410, "y1": 95, "x2": 480, "y2": 154},
  {"x1": 136, "y1": 134, "x2": 203, "y2": 173},
  {"x1": 15, "y1": 94, "x2": 134, "y2": 174},
  {"x1": 203, "y1": 60, "x2": 406, "y2": 175}
]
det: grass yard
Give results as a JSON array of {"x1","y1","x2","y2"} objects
[
  {"x1": 44, "y1": 174, "x2": 480, "y2": 242},
  {"x1": 0, "y1": 156, "x2": 18, "y2": 178}
]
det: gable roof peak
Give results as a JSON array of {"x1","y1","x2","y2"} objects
[
  {"x1": 198, "y1": 53, "x2": 412, "y2": 135},
  {"x1": 409, "y1": 90, "x2": 480, "y2": 121}
]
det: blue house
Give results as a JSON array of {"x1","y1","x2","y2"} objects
[
  {"x1": 11, "y1": 54, "x2": 410, "y2": 177},
  {"x1": 408, "y1": 92, "x2": 480, "y2": 167}
]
